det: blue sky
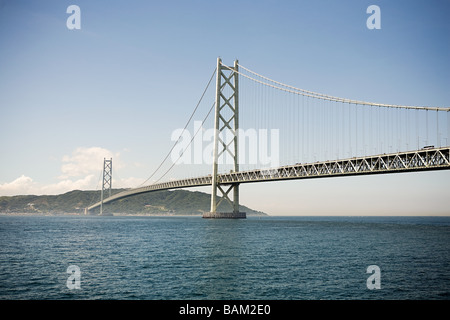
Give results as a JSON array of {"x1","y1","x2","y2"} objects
[{"x1": 0, "y1": 0, "x2": 449, "y2": 215}]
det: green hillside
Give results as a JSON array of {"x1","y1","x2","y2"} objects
[{"x1": 0, "y1": 189, "x2": 266, "y2": 216}]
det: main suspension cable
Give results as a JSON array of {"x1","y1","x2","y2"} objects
[
  {"x1": 152, "y1": 101, "x2": 216, "y2": 185},
  {"x1": 227, "y1": 62, "x2": 450, "y2": 111},
  {"x1": 136, "y1": 67, "x2": 217, "y2": 188}
]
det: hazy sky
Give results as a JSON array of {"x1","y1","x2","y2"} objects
[{"x1": 0, "y1": 0, "x2": 449, "y2": 215}]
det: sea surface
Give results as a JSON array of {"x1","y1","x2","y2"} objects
[{"x1": 0, "y1": 215, "x2": 449, "y2": 300}]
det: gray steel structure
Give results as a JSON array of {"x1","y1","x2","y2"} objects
[
  {"x1": 206, "y1": 58, "x2": 244, "y2": 218},
  {"x1": 86, "y1": 147, "x2": 450, "y2": 212},
  {"x1": 100, "y1": 158, "x2": 112, "y2": 215},
  {"x1": 85, "y1": 59, "x2": 450, "y2": 217}
]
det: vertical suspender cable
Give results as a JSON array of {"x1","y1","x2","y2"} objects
[
  {"x1": 448, "y1": 111, "x2": 450, "y2": 146},
  {"x1": 436, "y1": 110, "x2": 439, "y2": 147},
  {"x1": 302, "y1": 94, "x2": 305, "y2": 162},
  {"x1": 406, "y1": 108, "x2": 409, "y2": 150},
  {"x1": 426, "y1": 109, "x2": 429, "y2": 146},
  {"x1": 416, "y1": 109, "x2": 419, "y2": 149},
  {"x1": 356, "y1": 103, "x2": 358, "y2": 156}
]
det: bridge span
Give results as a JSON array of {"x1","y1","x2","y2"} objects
[
  {"x1": 86, "y1": 59, "x2": 450, "y2": 218},
  {"x1": 86, "y1": 147, "x2": 450, "y2": 213}
]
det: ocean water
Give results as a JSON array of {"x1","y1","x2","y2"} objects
[{"x1": 0, "y1": 215, "x2": 449, "y2": 300}]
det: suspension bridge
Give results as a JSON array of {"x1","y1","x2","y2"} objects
[{"x1": 86, "y1": 58, "x2": 450, "y2": 218}]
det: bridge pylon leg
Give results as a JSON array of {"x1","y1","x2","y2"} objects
[
  {"x1": 204, "y1": 58, "x2": 245, "y2": 219},
  {"x1": 100, "y1": 158, "x2": 112, "y2": 216}
]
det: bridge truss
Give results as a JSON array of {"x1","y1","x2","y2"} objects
[{"x1": 87, "y1": 147, "x2": 450, "y2": 212}]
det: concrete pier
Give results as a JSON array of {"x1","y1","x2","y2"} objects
[{"x1": 202, "y1": 212, "x2": 246, "y2": 219}]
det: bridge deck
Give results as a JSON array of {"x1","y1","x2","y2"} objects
[{"x1": 87, "y1": 147, "x2": 450, "y2": 211}]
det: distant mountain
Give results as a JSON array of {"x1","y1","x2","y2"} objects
[{"x1": 0, "y1": 189, "x2": 267, "y2": 216}]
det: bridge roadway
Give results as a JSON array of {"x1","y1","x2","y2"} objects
[{"x1": 87, "y1": 147, "x2": 450, "y2": 211}]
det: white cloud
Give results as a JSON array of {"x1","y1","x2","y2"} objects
[
  {"x1": 60, "y1": 147, "x2": 120, "y2": 179},
  {"x1": 0, "y1": 175, "x2": 37, "y2": 196},
  {"x1": 0, "y1": 174, "x2": 97, "y2": 196},
  {"x1": 0, "y1": 146, "x2": 143, "y2": 196}
]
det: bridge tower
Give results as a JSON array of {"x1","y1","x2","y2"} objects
[
  {"x1": 100, "y1": 158, "x2": 112, "y2": 215},
  {"x1": 203, "y1": 58, "x2": 246, "y2": 219}
]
